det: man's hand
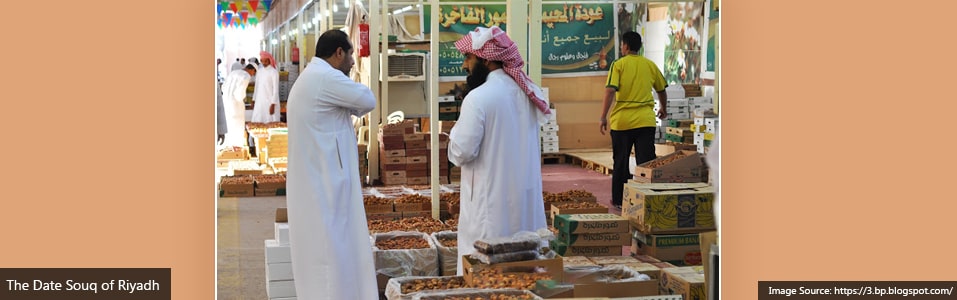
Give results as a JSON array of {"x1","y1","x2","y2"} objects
[
  {"x1": 657, "y1": 108, "x2": 667, "y2": 120},
  {"x1": 269, "y1": 104, "x2": 275, "y2": 115},
  {"x1": 599, "y1": 117, "x2": 608, "y2": 135},
  {"x1": 217, "y1": 135, "x2": 225, "y2": 145}
]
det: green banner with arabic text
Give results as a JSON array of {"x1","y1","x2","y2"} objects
[
  {"x1": 541, "y1": 3, "x2": 615, "y2": 75},
  {"x1": 426, "y1": 5, "x2": 508, "y2": 77}
]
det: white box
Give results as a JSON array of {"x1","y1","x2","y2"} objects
[
  {"x1": 547, "y1": 109, "x2": 557, "y2": 121},
  {"x1": 265, "y1": 239, "x2": 292, "y2": 263},
  {"x1": 543, "y1": 145, "x2": 560, "y2": 153},
  {"x1": 541, "y1": 131, "x2": 559, "y2": 138},
  {"x1": 275, "y1": 223, "x2": 290, "y2": 246},
  {"x1": 438, "y1": 95, "x2": 455, "y2": 102},
  {"x1": 666, "y1": 99, "x2": 690, "y2": 107},
  {"x1": 541, "y1": 124, "x2": 559, "y2": 132},
  {"x1": 266, "y1": 262, "x2": 294, "y2": 281},
  {"x1": 688, "y1": 96, "x2": 712, "y2": 105},
  {"x1": 694, "y1": 117, "x2": 705, "y2": 126},
  {"x1": 668, "y1": 112, "x2": 690, "y2": 119},
  {"x1": 705, "y1": 118, "x2": 718, "y2": 134},
  {"x1": 542, "y1": 87, "x2": 549, "y2": 100},
  {"x1": 545, "y1": 119, "x2": 558, "y2": 125},
  {"x1": 542, "y1": 141, "x2": 559, "y2": 149},
  {"x1": 267, "y1": 280, "x2": 296, "y2": 298},
  {"x1": 541, "y1": 135, "x2": 559, "y2": 143},
  {"x1": 690, "y1": 104, "x2": 715, "y2": 111}
]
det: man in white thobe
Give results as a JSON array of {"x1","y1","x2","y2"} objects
[
  {"x1": 449, "y1": 26, "x2": 553, "y2": 275},
  {"x1": 221, "y1": 65, "x2": 256, "y2": 147},
  {"x1": 251, "y1": 51, "x2": 281, "y2": 123},
  {"x1": 286, "y1": 29, "x2": 378, "y2": 300}
]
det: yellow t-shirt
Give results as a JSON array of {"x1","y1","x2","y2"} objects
[{"x1": 605, "y1": 54, "x2": 667, "y2": 130}]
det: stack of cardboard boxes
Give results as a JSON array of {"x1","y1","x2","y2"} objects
[
  {"x1": 541, "y1": 108, "x2": 560, "y2": 154},
  {"x1": 622, "y1": 182, "x2": 716, "y2": 269},
  {"x1": 264, "y1": 208, "x2": 295, "y2": 300},
  {"x1": 691, "y1": 115, "x2": 718, "y2": 154},
  {"x1": 438, "y1": 121, "x2": 461, "y2": 183},
  {"x1": 379, "y1": 120, "x2": 451, "y2": 185},
  {"x1": 550, "y1": 214, "x2": 630, "y2": 257},
  {"x1": 263, "y1": 128, "x2": 288, "y2": 169},
  {"x1": 358, "y1": 143, "x2": 369, "y2": 180}
]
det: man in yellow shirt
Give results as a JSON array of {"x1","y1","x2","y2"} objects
[{"x1": 600, "y1": 31, "x2": 668, "y2": 209}]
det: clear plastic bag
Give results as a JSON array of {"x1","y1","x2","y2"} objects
[
  {"x1": 372, "y1": 231, "x2": 440, "y2": 278},
  {"x1": 473, "y1": 230, "x2": 554, "y2": 254},
  {"x1": 384, "y1": 275, "x2": 467, "y2": 300},
  {"x1": 429, "y1": 231, "x2": 458, "y2": 276},
  {"x1": 470, "y1": 250, "x2": 540, "y2": 264}
]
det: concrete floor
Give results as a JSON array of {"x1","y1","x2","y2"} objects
[{"x1": 216, "y1": 163, "x2": 614, "y2": 299}]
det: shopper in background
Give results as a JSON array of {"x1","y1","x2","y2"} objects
[
  {"x1": 251, "y1": 51, "x2": 281, "y2": 123},
  {"x1": 230, "y1": 58, "x2": 243, "y2": 71},
  {"x1": 221, "y1": 64, "x2": 257, "y2": 147},
  {"x1": 216, "y1": 79, "x2": 227, "y2": 146},
  {"x1": 448, "y1": 26, "x2": 552, "y2": 275},
  {"x1": 600, "y1": 31, "x2": 668, "y2": 209},
  {"x1": 285, "y1": 29, "x2": 378, "y2": 300},
  {"x1": 216, "y1": 58, "x2": 223, "y2": 82}
]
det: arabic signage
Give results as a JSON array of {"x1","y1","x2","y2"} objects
[
  {"x1": 431, "y1": 4, "x2": 508, "y2": 78},
  {"x1": 540, "y1": 3, "x2": 615, "y2": 76}
]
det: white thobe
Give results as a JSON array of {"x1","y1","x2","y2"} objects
[
  {"x1": 449, "y1": 69, "x2": 548, "y2": 275},
  {"x1": 286, "y1": 57, "x2": 378, "y2": 300},
  {"x1": 251, "y1": 65, "x2": 281, "y2": 122},
  {"x1": 221, "y1": 69, "x2": 250, "y2": 147}
]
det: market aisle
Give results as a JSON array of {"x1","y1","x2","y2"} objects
[{"x1": 541, "y1": 163, "x2": 618, "y2": 214}]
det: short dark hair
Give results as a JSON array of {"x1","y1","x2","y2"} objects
[
  {"x1": 315, "y1": 29, "x2": 352, "y2": 58},
  {"x1": 621, "y1": 31, "x2": 643, "y2": 52},
  {"x1": 244, "y1": 64, "x2": 257, "y2": 71}
]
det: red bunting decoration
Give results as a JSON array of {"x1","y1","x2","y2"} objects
[
  {"x1": 230, "y1": 3, "x2": 238, "y2": 14},
  {"x1": 240, "y1": 11, "x2": 249, "y2": 22},
  {"x1": 249, "y1": 1, "x2": 259, "y2": 12}
]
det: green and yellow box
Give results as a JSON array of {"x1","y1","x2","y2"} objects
[
  {"x1": 631, "y1": 232, "x2": 702, "y2": 266},
  {"x1": 622, "y1": 182, "x2": 716, "y2": 234},
  {"x1": 553, "y1": 214, "x2": 630, "y2": 235}
]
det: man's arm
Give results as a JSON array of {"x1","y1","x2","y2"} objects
[
  {"x1": 656, "y1": 90, "x2": 668, "y2": 119},
  {"x1": 600, "y1": 87, "x2": 616, "y2": 135}
]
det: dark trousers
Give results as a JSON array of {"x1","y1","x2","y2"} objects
[{"x1": 611, "y1": 127, "x2": 657, "y2": 206}]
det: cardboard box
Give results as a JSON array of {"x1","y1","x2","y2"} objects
[
  {"x1": 401, "y1": 210, "x2": 432, "y2": 219},
  {"x1": 275, "y1": 208, "x2": 288, "y2": 223},
  {"x1": 550, "y1": 240, "x2": 622, "y2": 257},
  {"x1": 264, "y1": 239, "x2": 292, "y2": 263},
  {"x1": 632, "y1": 150, "x2": 706, "y2": 184},
  {"x1": 699, "y1": 231, "x2": 717, "y2": 291},
  {"x1": 275, "y1": 223, "x2": 290, "y2": 245},
  {"x1": 381, "y1": 170, "x2": 407, "y2": 180},
  {"x1": 366, "y1": 212, "x2": 402, "y2": 221},
  {"x1": 404, "y1": 149, "x2": 428, "y2": 157},
  {"x1": 403, "y1": 133, "x2": 427, "y2": 141},
  {"x1": 461, "y1": 251, "x2": 564, "y2": 284},
  {"x1": 574, "y1": 278, "x2": 658, "y2": 298},
  {"x1": 606, "y1": 262, "x2": 662, "y2": 279},
  {"x1": 405, "y1": 140, "x2": 428, "y2": 149},
  {"x1": 405, "y1": 169, "x2": 429, "y2": 178},
  {"x1": 266, "y1": 280, "x2": 296, "y2": 299},
  {"x1": 550, "y1": 204, "x2": 609, "y2": 224},
  {"x1": 255, "y1": 188, "x2": 286, "y2": 196},
  {"x1": 406, "y1": 177, "x2": 428, "y2": 185},
  {"x1": 542, "y1": 135, "x2": 559, "y2": 143},
  {"x1": 586, "y1": 256, "x2": 639, "y2": 266},
  {"x1": 406, "y1": 163, "x2": 428, "y2": 171},
  {"x1": 553, "y1": 214, "x2": 630, "y2": 235},
  {"x1": 373, "y1": 232, "x2": 439, "y2": 278},
  {"x1": 633, "y1": 254, "x2": 662, "y2": 263},
  {"x1": 621, "y1": 182, "x2": 716, "y2": 234},
  {"x1": 660, "y1": 266, "x2": 706, "y2": 300},
  {"x1": 266, "y1": 261, "x2": 294, "y2": 281},
  {"x1": 557, "y1": 232, "x2": 630, "y2": 247},
  {"x1": 220, "y1": 176, "x2": 254, "y2": 197},
  {"x1": 631, "y1": 232, "x2": 702, "y2": 266},
  {"x1": 364, "y1": 203, "x2": 394, "y2": 214},
  {"x1": 381, "y1": 149, "x2": 407, "y2": 157},
  {"x1": 541, "y1": 124, "x2": 560, "y2": 132},
  {"x1": 426, "y1": 140, "x2": 450, "y2": 149},
  {"x1": 394, "y1": 202, "x2": 429, "y2": 212}
]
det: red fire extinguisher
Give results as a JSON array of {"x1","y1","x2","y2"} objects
[
  {"x1": 291, "y1": 47, "x2": 300, "y2": 64},
  {"x1": 359, "y1": 16, "x2": 370, "y2": 57}
]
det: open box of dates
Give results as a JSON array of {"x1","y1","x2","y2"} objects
[
  {"x1": 372, "y1": 231, "x2": 439, "y2": 279},
  {"x1": 384, "y1": 275, "x2": 467, "y2": 300},
  {"x1": 410, "y1": 288, "x2": 543, "y2": 300}
]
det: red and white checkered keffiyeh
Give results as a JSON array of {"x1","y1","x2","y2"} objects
[
  {"x1": 455, "y1": 26, "x2": 552, "y2": 116},
  {"x1": 260, "y1": 51, "x2": 277, "y2": 68}
]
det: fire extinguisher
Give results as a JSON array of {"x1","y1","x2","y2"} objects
[
  {"x1": 359, "y1": 16, "x2": 370, "y2": 57},
  {"x1": 291, "y1": 47, "x2": 300, "y2": 64}
]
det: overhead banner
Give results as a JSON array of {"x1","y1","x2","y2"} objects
[
  {"x1": 540, "y1": 3, "x2": 615, "y2": 76},
  {"x1": 432, "y1": 4, "x2": 508, "y2": 78}
]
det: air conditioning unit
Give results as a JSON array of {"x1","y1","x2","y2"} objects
[{"x1": 381, "y1": 52, "x2": 427, "y2": 81}]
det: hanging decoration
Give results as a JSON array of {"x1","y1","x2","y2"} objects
[
  {"x1": 216, "y1": 0, "x2": 270, "y2": 29},
  {"x1": 249, "y1": 0, "x2": 259, "y2": 12}
]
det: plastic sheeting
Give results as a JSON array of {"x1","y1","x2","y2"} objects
[
  {"x1": 384, "y1": 275, "x2": 467, "y2": 300},
  {"x1": 372, "y1": 231, "x2": 440, "y2": 279},
  {"x1": 430, "y1": 231, "x2": 458, "y2": 276}
]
